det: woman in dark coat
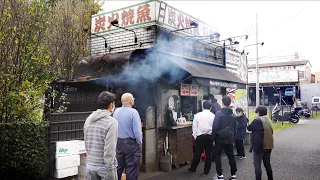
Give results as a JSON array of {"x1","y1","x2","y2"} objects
[{"x1": 235, "y1": 107, "x2": 248, "y2": 159}]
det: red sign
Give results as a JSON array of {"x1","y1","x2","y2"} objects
[
  {"x1": 190, "y1": 85, "x2": 198, "y2": 96},
  {"x1": 180, "y1": 84, "x2": 190, "y2": 96}
]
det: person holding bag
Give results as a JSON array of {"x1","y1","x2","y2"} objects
[{"x1": 211, "y1": 96, "x2": 237, "y2": 180}]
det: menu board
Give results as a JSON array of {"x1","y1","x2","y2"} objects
[
  {"x1": 180, "y1": 84, "x2": 190, "y2": 96},
  {"x1": 190, "y1": 85, "x2": 198, "y2": 96}
]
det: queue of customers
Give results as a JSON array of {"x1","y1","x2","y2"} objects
[
  {"x1": 84, "y1": 91, "x2": 142, "y2": 180},
  {"x1": 83, "y1": 91, "x2": 274, "y2": 180},
  {"x1": 190, "y1": 95, "x2": 274, "y2": 180}
]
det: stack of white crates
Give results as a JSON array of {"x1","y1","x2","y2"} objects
[{"x1": 54, "y1": 140, "x2": 86, "y2": 179}]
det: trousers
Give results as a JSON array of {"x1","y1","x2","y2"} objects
[
  {"x1": 190, "y1": 134, "x2": 213, "y2": 174},
  {"x1": 235, "y1": 139, "x2": 245, "y2": 157},
  {"x1": 214, "y1": 142, "x2": 237, "y2": 176},
  {"x1": 253, "y1": 149, "x2": 273, "y2": 180},
  {"x1": 116, "y1": 138, "x2": 141, "y2": 180}
]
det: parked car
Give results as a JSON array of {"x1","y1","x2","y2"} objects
[{"x1": 285, "y1": 88, "x2": 294, "y2": 96}]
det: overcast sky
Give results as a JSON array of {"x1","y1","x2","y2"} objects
[{"x1": 101, "y1": 1, "x2": 320, "y2": 73}]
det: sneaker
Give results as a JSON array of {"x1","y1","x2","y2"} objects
[
  {"x1": 229, "y1": 175, "x2": 236, "y2": 180},
  {"x1": 237, "y1": 156, "x2": 246, "y2": 159},
  {"x1": 214, "y1": 175, "x2": 224, "y2": 179},
  {"x1": 235, "y1": 155, "x2": 241, "y2": 158},
  {"x1": 187, "y1": 167, "x2": 196, "y2": 173}
]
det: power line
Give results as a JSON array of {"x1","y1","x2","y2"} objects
[
  {"x1": 246, "y1": 5, "x2": 311, "y2": 37},
  {"x1": 258, "y1": 40, "x2": 307, "y2": 59}
]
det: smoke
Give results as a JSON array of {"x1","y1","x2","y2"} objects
[{"x1": 91, "y1": 28, "x2": 196, "y2": 88}]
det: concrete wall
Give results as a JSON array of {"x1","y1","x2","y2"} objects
[
  {"x1": 315, "y1": 72, "x2": 320, "y2": 83},
  {"x1": 300, "y1": 83, "x2": 320, "y2": 105}
]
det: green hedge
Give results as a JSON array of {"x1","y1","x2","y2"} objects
[{"x1": 0, "y1": 121, "x2": 50, "y2": 180}]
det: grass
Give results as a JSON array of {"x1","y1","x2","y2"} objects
[
  {"x1": 247, "y1": 109, "x2": 295, "y2": 132},
  {"x1": 311, "y1": 111, "x2": 320, "y2": 119}
]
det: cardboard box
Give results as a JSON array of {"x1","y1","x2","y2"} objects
[
  {"x1": 78, "y1": 165, "x2": 90, "y2": 180},
  {"x1": 56, "y1": 140, "x2": 86, "y2": 157},
  {"x1": 76, "y1": 140, "x2": 86, "y2": 154},
  {"x1": 56, "y1": 154, "x2": 80, "y2": 170},
  {"x1": 54, "y1": 166, "x2": 78, "y2": 179}
]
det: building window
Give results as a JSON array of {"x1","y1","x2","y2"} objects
[
  {"x1": 299, "y1": 71, "x2": 305, "y2": 78},
  {"x1": 293, "y1": 66, "x2": 296, "y2": 69}
]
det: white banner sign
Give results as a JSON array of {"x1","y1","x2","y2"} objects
[
  {"x1": 190, "y1": 85, "x2": 198, "y2": 96},
  {"x1": 91, "y1": 0, "x2": 219, "y2": 36},
  {"x1": 91, "y1": 1, "x2": 157, "y2": 33},
  {"x1": 158, "y1": 1, "x2": 218, "y2": 36},
  {"x1": 180, "y1": 84, "x2": 190, "y2": 96},
  {"x1": 248, "y1": 70, "x2": 299, "y2": 83}
]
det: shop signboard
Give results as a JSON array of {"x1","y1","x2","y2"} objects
[
  {"x1": 248, "y1": 70, "x2": 299, "y2": 83},
  {"x1": 158, "y1": 1, "x2": 218, "y2": 37},
  {"x1": 209, "y1": 80, "x2": 237, "y2": 89},
  {"x1": 91, "y1": 1, "x2": 158, "y2": 34},
  {"x1": 180, "y1": 84, "x2": 190, "y2": 96},
  {"x1": 91, "y1": 0, "x2": 219, "y2": 37},
  {"x1": 190, "y1": 85, "x2": 198, "y2": 96}
]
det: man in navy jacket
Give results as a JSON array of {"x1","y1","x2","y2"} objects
[{"x1": 235, "y1": 107, "x2": 248, "y2": 159}]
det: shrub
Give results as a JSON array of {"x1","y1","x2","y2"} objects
[{"x1": 0, "y1": 121, "x2": 50, "y2": 180}]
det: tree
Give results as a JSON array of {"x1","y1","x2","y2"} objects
[
  {"x1": 0, "y1": 0, "x2": 101, "y2": 122},
  {"x1": 46, "y1": 0, "x2": 101, "y2": 79},
  {"x1": 0, "y1": 0, "x2": 52, "y2": 122}
]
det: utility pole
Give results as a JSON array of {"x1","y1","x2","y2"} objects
[{"x1": 255, "y1": 13, "x2": 260, "y2": 107}]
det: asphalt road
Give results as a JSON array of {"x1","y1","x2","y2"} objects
[{"x1": 140, "y1": 119, "x2": 320, "y2": 180}]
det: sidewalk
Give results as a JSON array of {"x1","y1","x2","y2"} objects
[
  {"x1": 139, "y1": 144, "x2": 253, "y2": 180},
  {"x1": 139, "y1": 118, "x2": 320, "y2": 180}
]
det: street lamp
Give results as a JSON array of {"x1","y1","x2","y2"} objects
[
  {"x1": 185, "y1": 32, "x2": 221, "y2": 41},
  {"x1": 210, "y1": 35, "x2": 248, "y2": 66},
  {"x1": 111, "y1": 19, "x2": 137, "y2": 43},
  {"x1": 214, "y1": 41, "x2": 240, "y2": 59},
  {"x1": 241, "y1": 42, "x2": 264, "y2": 107},
  {"x1": 168, "y1": 21, "x2": 199, "y2": 40}
]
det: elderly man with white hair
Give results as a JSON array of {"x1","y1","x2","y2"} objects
[{"x1": 113, "y1": 93, "x2": 142, "y2": 180}]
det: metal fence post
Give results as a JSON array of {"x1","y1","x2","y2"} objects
[{"x1": 281, "y1": 105, "x2": 284, "y2": 126}]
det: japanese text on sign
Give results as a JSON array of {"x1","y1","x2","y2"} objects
[
  {"x1": 92, "y1": 2, "x2": 156, "y2": 33},
  {"x1": 180, "y1": 84, "x2": 190, "y2": 96},
  {"x1": 159, "y1": 1, "x2": 218, "y2": 36},
  {"x1": 190, "y1": 85, "x2": 199, "y2": 96},
  {"x1": 91, "y1": 0, "x2": 219, "y2": 36},
  {"x1": 248, "y1": 70, "x2": 299, "y2": 83},
  {"x1": 210, "y1": 80, "x2": 237, "y2": 89}
]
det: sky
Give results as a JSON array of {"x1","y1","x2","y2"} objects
[{"x1": 100, "y1": 1, "x2": 320, "y2": 73}]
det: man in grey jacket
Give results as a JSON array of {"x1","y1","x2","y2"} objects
[{"x1": 84, "y1": 91, "x2": 118, "y2": 180}]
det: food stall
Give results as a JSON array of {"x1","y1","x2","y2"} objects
[{"x1": 48, "y1": 0, "x2": 247, "y2": 174}]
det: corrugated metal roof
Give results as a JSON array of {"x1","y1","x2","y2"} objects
[{"x1": 170, "y1": 56, "x2": 246, "y2": 84}]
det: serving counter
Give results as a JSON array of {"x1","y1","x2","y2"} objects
[{"x1": 158, "y1": 123, "x2": 193, "y2": 168}]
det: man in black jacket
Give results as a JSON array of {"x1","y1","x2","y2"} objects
[{"x1": 212, "y1": 96, "x2": 237, "y2": 180}]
